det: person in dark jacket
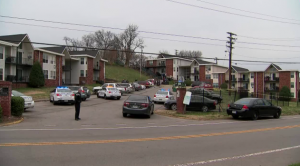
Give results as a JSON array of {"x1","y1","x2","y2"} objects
[{"x1": 75, "y1": 89, "x2": 82, "y2": 121}]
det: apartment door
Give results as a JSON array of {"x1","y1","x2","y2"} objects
[
  {"x1": 270, "y1": 83, "x2": 276, "y2": 90},
  {"x1": 272, "y1": 73, "x2": 276, "y2": 80},
  {"x1": 16, "y1": 69, "x2": 22, "y2": 82},
  {"x1": 17, "y1": 52, "x2": 22, "y2": 64},
  {"x1": 243, "y1": 74, "x2": 245, "y2": 80}
]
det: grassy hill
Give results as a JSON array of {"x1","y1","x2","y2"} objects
[{"x1": 105, "y1": 64, "x2": 150, "y2": 82}]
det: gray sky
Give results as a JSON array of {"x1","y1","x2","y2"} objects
[{"x1": 1, "y1": 0, "x2": 300, "y2": 71}]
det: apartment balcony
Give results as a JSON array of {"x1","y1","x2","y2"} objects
[
  {"x1": 265, "y1": 86, "x2": 279, "y2": 92},
  {"x1": 191, "y1": 70, "x2": 199, "y2": 74},
  {"x1": 6, "y1": 75, "x2": 29, "y2": 83},
  {"x1": 93, "y1": 65, "x2": 100, "y2": 71},
  {"x1": 93, "y1": 77, "x2": 99, "y2": 81},
  {"x1": 225, "y1": 78, "x2": 237, "y2": 83},
  {"x1": 264, "y1": 77, "x2": 279, "y2": 82},
  {"x1": 62, "y1": 66, "x2": 71, "y2": 71},
  {"x1": 5, "y1": 57, "x2": 33, "y2": 66},
  {"x1": 145, "y1": 63, "x2": 166, "y2": 68},
  {"x1": 238, "y1": 78, "x2": 249, "y2": 82}
]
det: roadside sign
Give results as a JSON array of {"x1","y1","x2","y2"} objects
[{"x1": 183, "y1": 91, "x2": 192, "y2": 105}]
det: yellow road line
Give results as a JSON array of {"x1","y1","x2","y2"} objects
[{"x1": 1, "y1": 124, "x2": 300, "y2": 147}]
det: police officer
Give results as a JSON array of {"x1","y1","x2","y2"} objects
[{"x1": 75, "y1": 89, "x2": 82, "y2": 121}]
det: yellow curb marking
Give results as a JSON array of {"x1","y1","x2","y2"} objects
[
  {"x1": 0, "y1": 117, "x2": 24, "y2": 127},
  {"x1": 1, "y1": 124, "x2": 300, "y2": 147}
]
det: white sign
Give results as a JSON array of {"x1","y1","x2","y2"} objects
[
  {"x1": 177, "y1": 90, "x2": 180, "y2": 97},
  {"x1": 183, "y1": 91, "x2": 192, "y2": 105}
]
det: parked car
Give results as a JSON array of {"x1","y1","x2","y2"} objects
[
  {"x1": 123, "y1": 95, "x2": 154, "y2": 118},
  {"x1": 100, "y1": 83, "x2": 127, "y2": 95},
  {"x1": 153, "y1": 89, "x2": 174, "y2": 103},
  {"x1": 121, "y1": 80, "x2": 129, "y2": 83},
  {"x1": 83, "y1": 86, "x2": 91, "y2": 98},
  {"x1": 164, "y1": 95, "x2": 216, "y2": 112},
  {"x1": 137, "y1": 81, "x2": 151, "y2": 88},
  {"x1": 132, "y1": 83, "x2": 142, "y2": 91},
  {"x1": 227, "y1": 98, "x2": 282, "y2": 120},
  {"x1": 49, "y1": 87, "x2": 75, "y2": 105},
  {"x1": 97, "y1": 87, "x2": 121, "y2": 100},
  {"x1": 188, "y1": 88, "x2": 222, "y2": 103},
  {"x1": 68, "y1": 86, "x2": 87, "y2": 101},
  {"x1": 147, "y1": 79, "x2": 155, "y2": 85},
  {"x1": 141, "y1": 85, "x2": 146, "y2": 90},
  {"x1": 191, "y1": 81, "x2": 214, "y2": 90},
  {"x1": 118, "y1": 83, "x2": 134, "y2": 93},
  {"x1": 93, "y1": 86, "x2": 102, "y2": 94},
  {"x1": 11, "y1": 90, "x2": 35, "y2": 109}
]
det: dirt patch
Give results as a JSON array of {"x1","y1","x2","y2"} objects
[
  {"x1": 155, "y1": 109, "x2": 229, "y2": 120},
  {"x1": 0, "y1": 116, "x2": 23, "y2": 126},
  {"x1": 23, "y1": 91, "x2": 45, "y2": 95}
]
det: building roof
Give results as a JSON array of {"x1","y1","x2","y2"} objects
[
  {"x1": 39, "y1": 46, "x2": 66, "y2": 54},
  {"x1": 272, "y1": 63, "x2": 282, "y2": 70},
  {"x1": 195, "y1": 59, "x2": 214, "y2": 65},
  {"x1": 0, "y1": 34, "x2": 27, "y2": 44},
  {"x1": 232, "y1": 66, "x2": 249, "y2": 72},
  {"x1": 69, "y1": 50, "x2": 99, "y2": 57}
]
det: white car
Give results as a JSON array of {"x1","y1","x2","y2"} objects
[
  {"x1": 141, "y1": 85, "x2": 146, "y2": 90},
  {"x1": 97, "y1": 87, "x2": 121, "y2": 100},
  {"x1": 153, "y1": 89, "x2": 174, "y2": 103},
  {"x1": 101, "y1": 83, "x2": 127, "y2": 95},
  {"x1": 12, "y1": 90, "x2": 34, "y2": 109},
  {"x1": 49, "y1": 87, "x2": 75, "y2": 105}
]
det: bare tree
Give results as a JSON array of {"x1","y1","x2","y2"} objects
[
  {"x1": 119, "y1": 25, "x2": 144, "y2": 66},
  {"x1": 178, "y1": 50, "x2": 202, "y2": 58},
  {"x1": 81, "y1": 34, "x2": 95, "y2": 50},
  {"x1": 159, "y1": 50, "x2": 170, "y2": 55},
  {"x1": 63, "y1": 37, "x2": 83, "y2": 51}
]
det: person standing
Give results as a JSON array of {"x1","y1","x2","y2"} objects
[{"x1": 74, "y1": 89, "x2": 82, "y2": 121}]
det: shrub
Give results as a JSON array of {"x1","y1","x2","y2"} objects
[
  {"x1": 279, "y1": 86, "x2": 291, "y2": 101},
  {"x1": 220, "y1": 83, "x2": 228, "y2": 89},
  {"x1": 184, "y1": 79, "x2": 192, "y2": 86},
  {"x1": 29, "y1": 62, "x2": 45, "y2": 87},
  {"x1": 11, "y1": 96, "x2": 24, "y2": 117},
  {"x1": 0, "y1": 105, "x2": 2, "y2": 122}
]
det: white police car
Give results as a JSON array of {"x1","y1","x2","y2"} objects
[
  {"x1": 97, "y1": 87, "x2": 121, "y2": 100},
  {"x1": 49, "y1": 87, "x2": 75, "y2": 105},
  {"x1": 153, "y1": 89, "x2": 174, "y2": 103}
]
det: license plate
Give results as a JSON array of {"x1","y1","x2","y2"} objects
[
  {"x1": 132, "y1": 105, "x2": 138, "y2": 109},
  {"x1": 232, "y1": 111, "x2": 237, "y2": 114},
  {"x1": 64, "y1": 100, "x2": 68, "y2": 102},
  {"x1": 27, "y1": 103, "x2": 31, "y2": 105}
]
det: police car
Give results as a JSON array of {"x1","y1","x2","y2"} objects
[
  {"x1": 97, "y1": 87, "x2": 121, "y2": 100},
  {"x1": 153, "y1": 89, "x2": 174, "y2": 103},
  {"x1": 49, "y1": 87, "x2": 75, "y2": 105}
]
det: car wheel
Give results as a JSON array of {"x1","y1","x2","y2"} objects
[
  {"x1": 151, "y1": 106, "x2": 154, "y2": 115},
  {"x1": 273, "y1": 110, "x2": 281, "y2": 119},
  {"x1": 146, "y1": 114, "x2": 151, "y2": 118},
  {"x1": 104, "y1": 95, "x2": 107, "y2": 100},
  {"x1": 97, "y1": 94, "x2": 100, "y2": 98},
  {"x1": 123, "y1": 113, "x2": 127, "y2": 117},
  {"x1": 171, "y1": 104, "x2": 177, "y2": 111},
  {"x1": 82, "y1": 98, "x2": 86, "y2": 101},
  {"x1": 232, "y1": 115, "x2": 239, "y2": 119},
  {"x1": 117, "y1": 97, "x2": 121, "y2": 100},
  {"x1": 202, "y1": 106, "x2": 208, "y2": 112},
  {"x1": 252, "y1": 111, "x2": 259, "y2": 120}
]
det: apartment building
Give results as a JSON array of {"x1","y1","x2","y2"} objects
[{"x1": 225, "y1": 66, "x2": 250, "y2": 90}]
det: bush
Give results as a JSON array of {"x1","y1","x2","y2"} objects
[
  {"x1": 11, "y1": 96, "x2": 24, "y2": 117},
  {"x1": 96, "y1": 80, "x2": 104, "y2": 85},
  {"x1": 279, "y1": 86, "x2": 291, "y2": 101},
  {"x1": 0, "y1": 105, "x2": 2, "y2": 122},
  {"x1": 220, "y1": 83, "x2": 228, "y2": 89},
  {"x1": 29, "y1": 62, "x2": 45, "y2": 87},
  {"x1": 184, "y1": 79, "x2": 192, "y2": 86}
]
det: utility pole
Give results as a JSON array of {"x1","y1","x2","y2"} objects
[
  {"x1": 226, "y1": 32, "x2": 237, "y2": 96},
  {"x1": 175, "y1": 50, "x2": 178, "y2": 56},
  {"x1": 215, "y1": 57, "x2": 218, "y2": 64},
  {"x1": 140, "y1": 46, "x2": 144, "y2": 79}
]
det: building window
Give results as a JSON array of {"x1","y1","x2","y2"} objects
[
  {"x1": 205, "y1": 66, "x2": 211, "y2": 72},
  {"x1": 81, "y1": 58, "x2": 84, "y2": 65},
  {"x1": 177, "y1": 67, "x2": 178, "y2": 72},
  {"x1": 213, "y1": 83, "x2": 219, "y2": 88},
  {"x1": 149, "y1": 60, "x2": 153, "y2": 65},
  {"x1": 291, "y1": 82, "x2": 294, "y2": 88},
  {"x1": 251, "y1": 82, "x2": 254, "y2": 88},
  {"x1": 0, "y1": 68, "x2": 3, "y2": 80},
  {"x1": 291, "y1": 72, "x2": 294, "y2": 78},
  {"x1": 80, "y1": 70, "x2": 84, "y2": 77},
  {"x1": 50, "y1": 71, "x2": 56, "y2": 79},
  {"x1": 0, "y1": 47, "x2": 3, "y2": 59},
  {"x1": 205, "y1": 74, "x2": 211, "y2": 79},
  {"x1": 173, "y1": 67, "x2": 175, "y2": 72},
  {"x1": 251, "y1": 73, "x2": 254, "y2": 78},
  {"x1": 86, "y1": 70, "x2": 88, "y2": 77},
  {"x1": 50, "y1": 56, "x2": 56, "y2": 64},
  {"x1": 291, "y1": 92, "x2": 295, "y2": 98},
  {"x1": 43, "y1": 54, "x2": 48, "y2": 63},
  {"x1": 43, "y1": 70, "x2": 48, "y2": 79},
  {"x1": 213, "y1": 74, "x2": 218, "y2": 79}
]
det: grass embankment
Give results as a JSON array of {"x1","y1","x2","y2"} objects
[
  {"x1": 289, "y1": 163, "x2": 300, "y2": 166},
  {"x1": 106, "y1": 64, "x2": 150, "y2": 82}
]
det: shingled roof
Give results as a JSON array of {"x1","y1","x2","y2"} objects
[
  {"x1": 69, "y1": 50, "x2": 99, "y2": 57},
  {"x1": 232, "y1": 66, "x2": 249, "y2": 72},
  {"x1": 0, "y1": 34, "x2": 27, "y2": 44},
  {"x1": 39, "y1": 46, "x2": 66, "y2": 54}
]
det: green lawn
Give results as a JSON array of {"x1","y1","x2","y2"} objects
[
  {"x1": 106, "y1": 64, "x2": 150, "y2": 82},
  {"x1": 289, "y1": 163, "x2": 300, "y2": 166},
  {"x1": 14, "y1": 87, "x2": 55, "y2": 101}
]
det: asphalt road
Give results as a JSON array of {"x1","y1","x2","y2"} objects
[{"x1": 0, "y1": 86, "x2": 300, "y2": 166}]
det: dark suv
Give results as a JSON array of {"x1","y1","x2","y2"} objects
[{"x1": 188, "y1": 88, "x2": 222, "y2": 103}]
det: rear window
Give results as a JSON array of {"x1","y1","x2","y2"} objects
[
  {"x1": 69, "y1": 86, "x2": 79, "y2": 90},
  {"x1": 57, "y1": 89, "x2": 71, "y2": 93},
  {"x1": 127, "y1": 95, "x2": 148, "y2": 102},
  {"x1": 12, "y1": 90, "x2": 25, "y2": 96},
  {"x1": 234, "y1": 98, "x2": 253, "y2": 105},
  {"x1": 156, "y1": 91, "x2": 168, "y2": 95},
  {"x1": 108, "y1": 88, "x2": 117, "y2": 91}
]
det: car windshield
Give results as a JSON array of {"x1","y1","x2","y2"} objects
[
  {"x1": 12, "y1": 90, "x2": 25, "y2": 96},
  {"x1": 57, "y1": 89, "x2": 71, "y2": 93},
  {"x1": 108, "y1": 88, "x2": 118, "y2": 91},
  {"x1": 156, "y1": 91, "x2": 168, "y2": 95},
  {"x1": 127, "y1": 95, "x2": 148, "y2": 102},
  {"x1": 68, "y1": 87, "x2": 80, "y2": 90},
  {"x1": 234, "y1": 98, "x2": 253, "y2": 105}
]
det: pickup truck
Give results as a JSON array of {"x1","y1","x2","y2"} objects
[{"x1": 94, "y1": 83, "x2": 127, "y2": 95}]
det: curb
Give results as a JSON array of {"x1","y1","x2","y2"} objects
[{"x1": 0, "y1": 117, "x2": 24, "y2": 127}]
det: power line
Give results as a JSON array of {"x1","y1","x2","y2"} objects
[
  {"x1": 233, "y1": 53, "x2": 300, "y2": 59},
  {"x1": 193, "y1": 0, "x2": 300, "y2": 22},
  {"x1": 238, "y1": 35, "x2": 300, "y2": 41},
  {"x1": 166, "y1": 0, "x2": 300, "y2": 26},
  {"x1": 2, "y1": 20, "x2": 300, "y2": 53}
]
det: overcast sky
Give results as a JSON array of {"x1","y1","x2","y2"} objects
[{"x1": 1, "y1": 0, "x2": 300, "y2": 71}]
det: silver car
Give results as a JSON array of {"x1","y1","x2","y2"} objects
[
  {"x1": 11, "y1": 90, "x2": 35, "y2": 109},
  {"x1": 153, "y1": 89, "x2": 174, "y2": 103},
  {"x1": 97, "y1": 87, "x2": 121, "y2": 100},
  {"x1": 50, "y1": 87, "x2": 75, "y2": 105}
]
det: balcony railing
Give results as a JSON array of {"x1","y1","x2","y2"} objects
[
  {"x1": 265, "y1": 86, "x2": 279, "y2": 92},
  {"x1": 93, "y1": 65, "x2": 100, "y2": 71},
  {"x1": 93, "y1": 77, "x2": 99, "y2": 81},
  {"x1": 264, "y1": 77, "x2": 279, "y2": 82},
  {"x1": 158, "y1": 63, "x2": 166, "y2": 66},
  {"x1": 6, "y1": 75, "x2": 29, "y2": 82},
  {"x1": 238, "y1": 78, "x2": 249, "y2": 82},
  {"x1": 225, "y1": 78, "x2": 237, "y2": 83},
  {"x1": 5, "y1": 57, "x2": 33, "y2": 66}
]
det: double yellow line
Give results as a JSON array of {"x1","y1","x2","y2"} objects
[{"x1": 1, "y1": 124, "x2": 300, "y2": 147}]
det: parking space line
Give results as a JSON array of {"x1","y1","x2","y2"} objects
[{"x1": 1, "y1": 124, "x2": 299, "y2": 147}]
